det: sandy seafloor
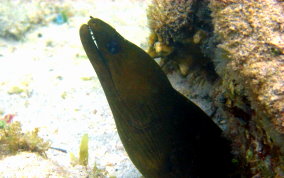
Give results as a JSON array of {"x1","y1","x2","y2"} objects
[{"x1": 0, "y1": 0, "x2": 152, "y2": 177}]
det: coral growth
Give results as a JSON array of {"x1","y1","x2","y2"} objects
[
  {"x1": 147, "y1": 0, "x2": 194, "y2": 45},
  {"x1": 147, "y1": 0, "x2": 217, "y2": 81},
  {"x1": 0, "y1": 121, "x2": 50, "y2": 158}
]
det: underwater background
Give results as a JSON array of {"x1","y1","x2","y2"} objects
[
  {"x1": 1, "y1": 0, "x2": 284, "y2": 177},
  {"x1": 0, "y1": 0, "x2": 148, "y2": 177}
]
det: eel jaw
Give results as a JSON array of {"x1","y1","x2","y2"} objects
[
  {"x1": 87, "y1": 25, "x2": 99, "y2": 49},
  {"x1": 79, "y1": 22, "x2": 119, "y2": 98}
]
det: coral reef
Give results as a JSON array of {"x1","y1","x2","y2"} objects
[{"x1": 147, "y1": 0, "x2": 284, "y2": 177}]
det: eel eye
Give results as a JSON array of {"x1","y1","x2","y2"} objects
[{"x1": 106, "y1": 40, "x2": 121, "y2": 54}]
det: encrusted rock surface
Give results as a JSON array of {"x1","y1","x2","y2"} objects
[{"x1": 147, "y1": 0, "x2": 284, "y2": 176}]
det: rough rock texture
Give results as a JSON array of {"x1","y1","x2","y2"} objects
[
  {"x1": 211, "y1": 0, "x2": 284, "y2": 132},
  {"x1": 147, "y1": 0, "x2": 220, "y2": 125},
  {"x1": 147, "y1": 0, "x2": 194, "y2": 45},
  {"x1": 147, "y1": 0, "x2": 284, "y2": 177},
  {"x1": 210, "y1": 0, "x2": 284, "y2": 176}
]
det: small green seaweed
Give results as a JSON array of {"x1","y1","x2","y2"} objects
[
  {"x1": 79, "y1": 133, "x2": 89, "y2": 166},
  {"x1": 70, "y1": 133, "x2": 89, "y2": 166},
  {"x1": 61, "y1": 91, "x2": 67, "y2": 99},
  {"x1": 70, "y1": 152, "x2": 78, "y2": 166},
  {"x1": 246, "y1": 149, "x2": 253, "y2": 161},
  {"x1": 7, "y1": 86, "x2": 25, "y2": 95},
  {"x1": 69, "y1": 134, "x2": 109, "y2": 177},
  {"x1": 81, "y1": 76, "x2": 94, "y2": 81},
  {"x1": 0, "y1": 120, "x2": 6, "y2": 129},
  {"x1": 92, "y1": 162, "x2": 109, "y2": 177},
  {"x1": 270, "y1": 47, "x2": 282, "y2": 56},
  {"x1": 232, "y1": 158, "x2": 239, "y2": 164}
]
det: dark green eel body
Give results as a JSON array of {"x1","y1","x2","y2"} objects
[{"x1": 80, "y1": 18, "x2": 236, "y2": 178}]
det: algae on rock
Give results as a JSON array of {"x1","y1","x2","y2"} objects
[
  {"x1": 0, "y1": 121, "x2": 50, "y2": 158},
  {"x1": 210, "y1": 0, "x2": 284, "y2": 176}
]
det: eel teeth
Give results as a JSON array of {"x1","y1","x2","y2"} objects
[{"x1": 88, "y1": 25, "x2": 99, "y2": 49}]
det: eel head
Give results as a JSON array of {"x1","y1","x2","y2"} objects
[{"x1": 79, "y1": 17, "x2": 172, "y2": 101}]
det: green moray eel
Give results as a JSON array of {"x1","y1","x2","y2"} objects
[{"x1": 80, "y1": 17, "x2": 236, "y2": 178}]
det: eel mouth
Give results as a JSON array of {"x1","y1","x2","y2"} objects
[
  {"x1": 79, "y1": 18, "x2": 119, "y2": 97},
  {"x1": 87, "y1": 21, "x2": 99, "y2": 49},
  {"x1": 80, "y1": 19, "x2": 108, "y2": 69},
  {"x1": 86, "y1": 24, "x2": 105, "y2": 65}
]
